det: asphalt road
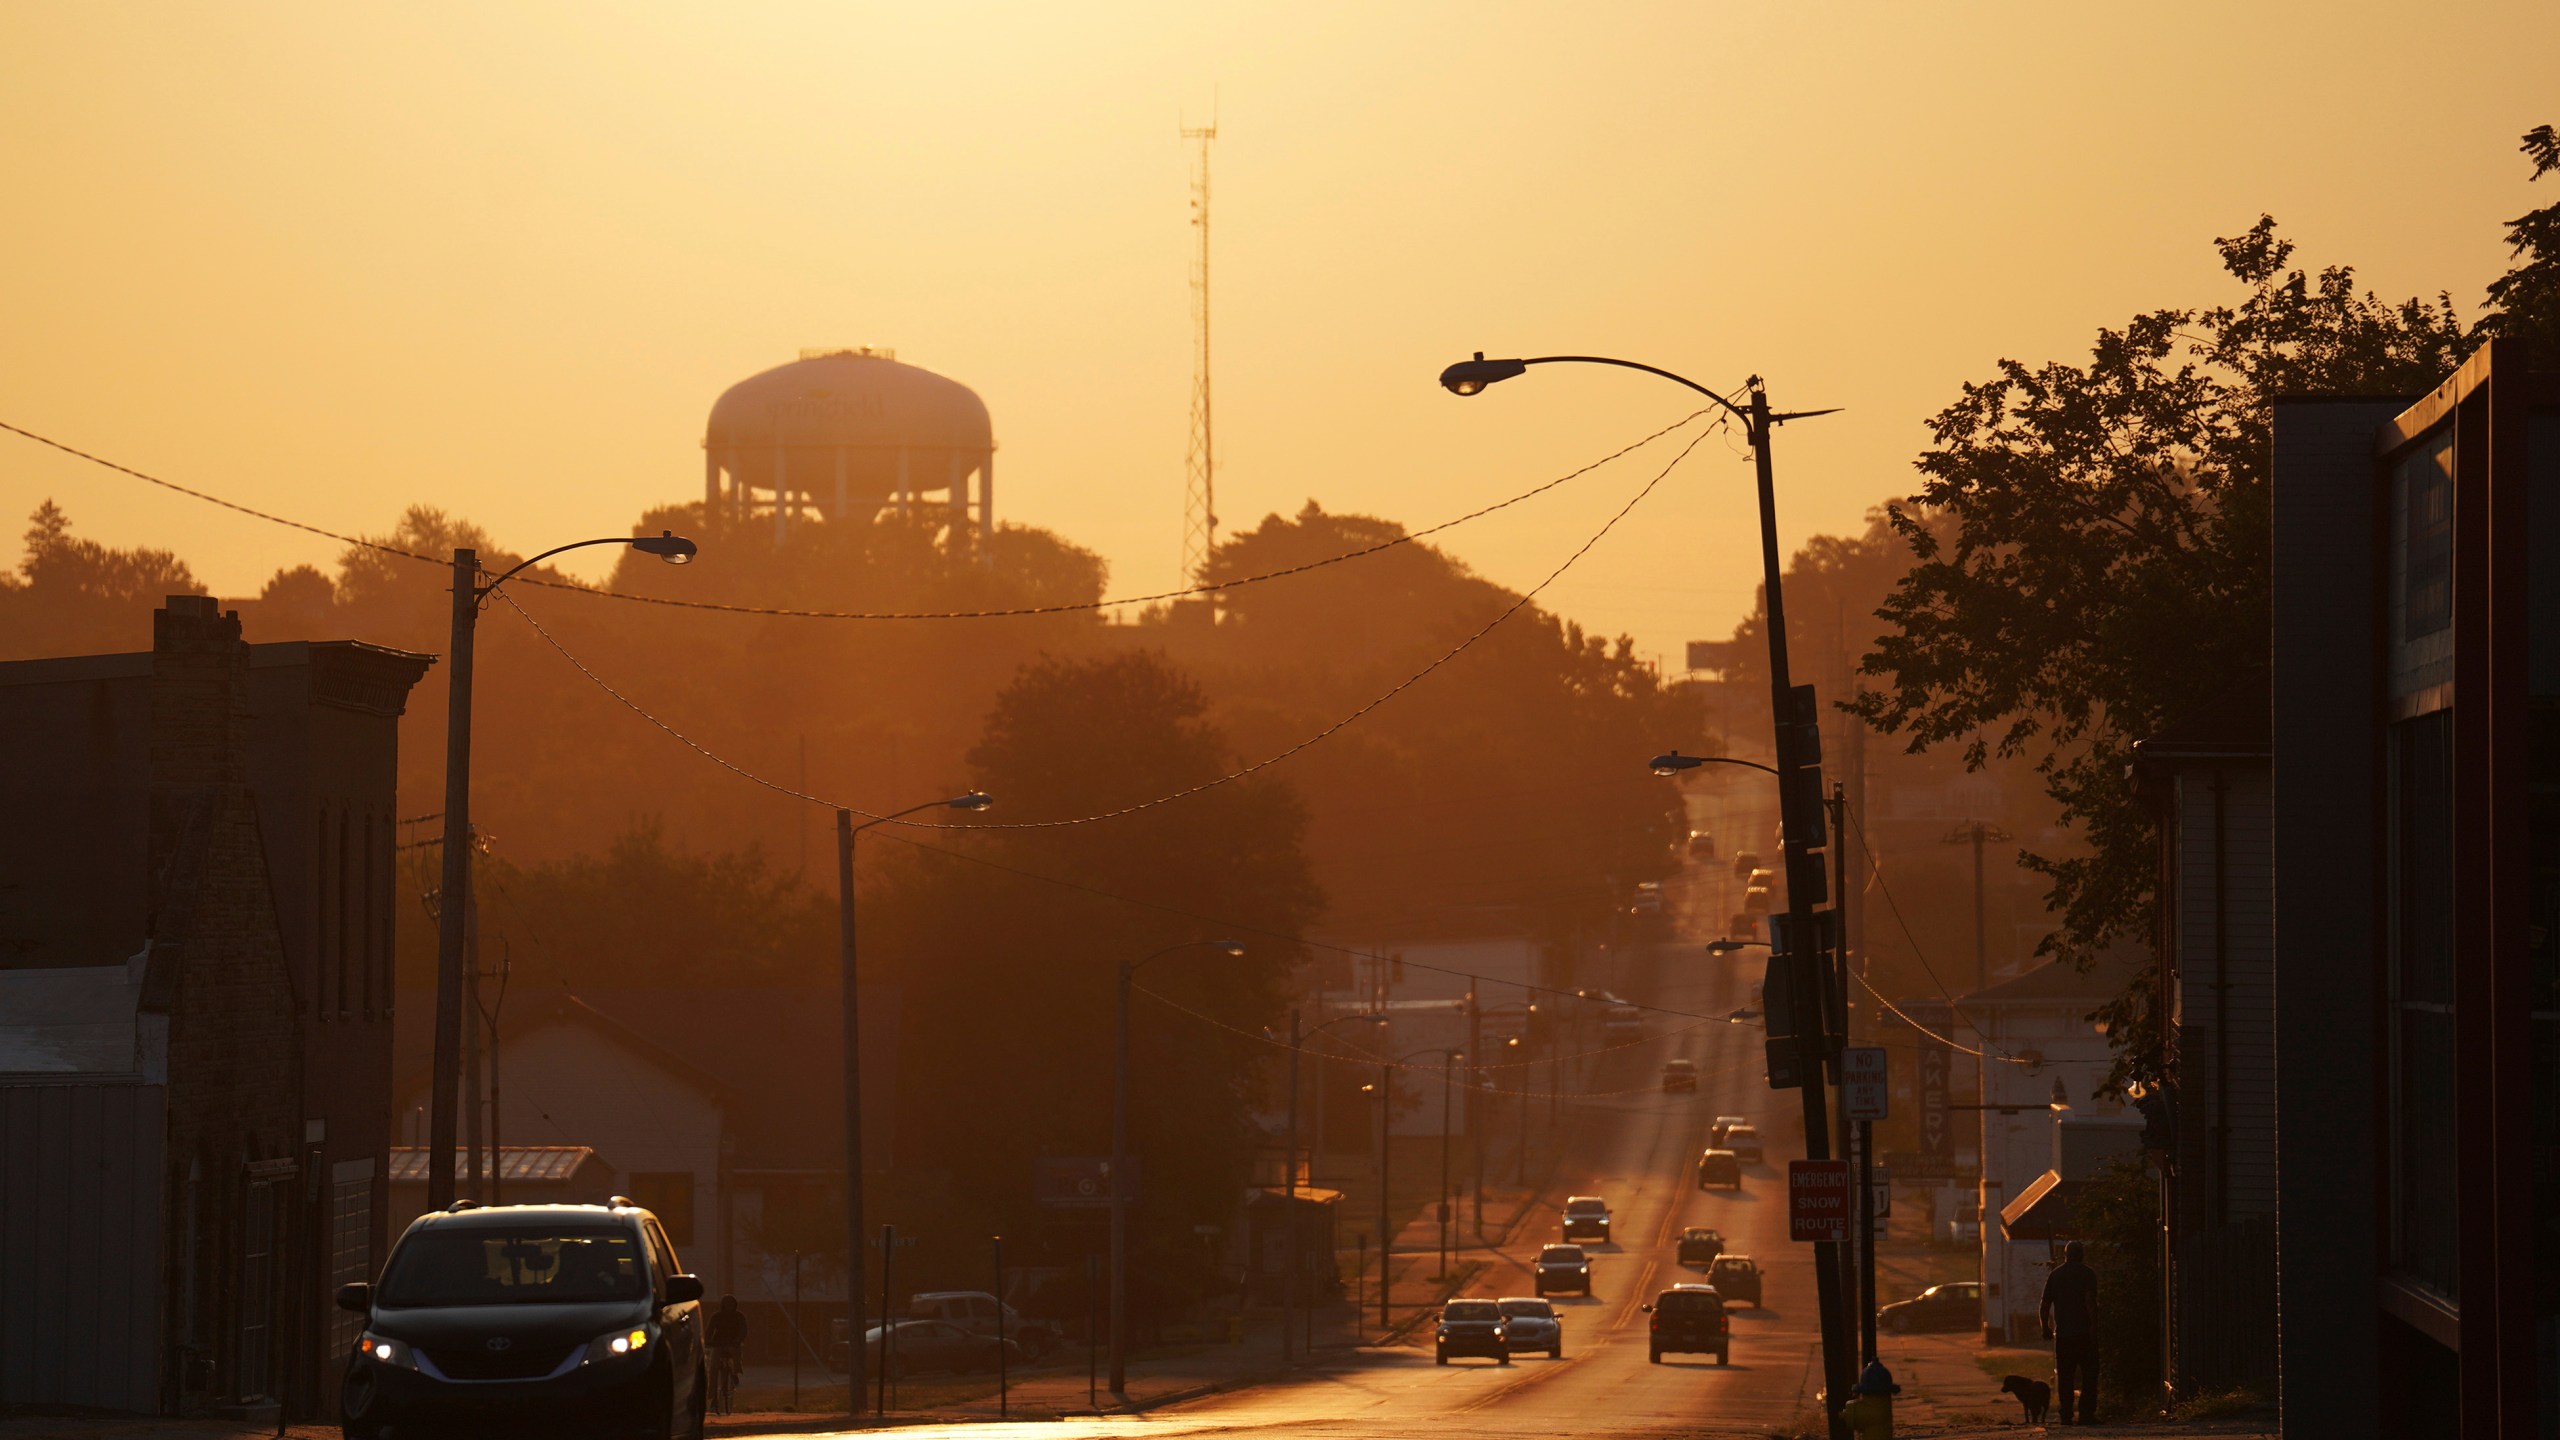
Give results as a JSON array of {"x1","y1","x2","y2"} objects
[{"x1": 784, "y1": 778, "x2": 1825, "y2": 1439}]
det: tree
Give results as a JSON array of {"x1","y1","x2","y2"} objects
[
  {"x1": 1850, "y1": 219, "x2": 2470, "y2": 1091},
  {"x1": 2477, "y1": 124, "x2": 2560, "y2": 357},
  {"x1": 0, "y1": 502, "x2": 203, "y2": 659},
  {"x1": 863, "y1": 649, "x2": 1322, "y2": 1292}
]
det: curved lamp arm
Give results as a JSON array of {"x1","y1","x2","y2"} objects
[
  {"x1": 850, "y1": 791, "x2": 994, "y2": 838},
  {"x1": 478, "y1": 530, "x2": 697, "y2": 602},
  {"x1": 1650, "y1": 751, "x2": 1780, "y2": 778}
]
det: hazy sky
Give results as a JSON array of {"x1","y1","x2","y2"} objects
[{"x1": 3, "y1": 2, "x2": 2551, "y2": 667}]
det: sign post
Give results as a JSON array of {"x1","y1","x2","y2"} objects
[{"x1": 1839, "y1": 1046, "x2": 1886, "y2": 1363}]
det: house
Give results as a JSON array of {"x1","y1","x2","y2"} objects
[
  {"x1": 2269, "y1": 344, "x2": 2558, "y2": 1436},
  {"x1": 0, "y1": 597, "x2": 430, "y2": 1419},
  {"x1": 1963, "y1": 955, "x2": 2139, "y2": 1344},
  {"x1": 389, "y1": 984, "x2": 892, "y2": 1345},
  {"x1": 2130, "y1": 673, "x2": 2278, "y2": 1399}
]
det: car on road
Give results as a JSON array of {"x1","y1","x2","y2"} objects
[
  {"x1": 1694, "y1": 1149, "x2": 1742, "y2": 1190},
  {"x1": 1629, "y1": 892, "x2": 1664, "y2": 918},
  {"x1": 1533, "y1": 1244, "x2": 1593, "y2": 1296},
  {"x1": 335, "y1": 1200, "x2": 708, "y2": 1440},
  {"x1": 1686, "y1": 829, "x2": 1716, "y2": 856},
  {"x1": 1708, "y1": 1115, "x2": 1749, "y2": 1147},
  {"x1": 1660, "y1": 1058, "x2": 1698, "y2": 1093},
  {"x1": 1724, "y1": 1123, "x2": 1764, "y2": 1162},
  {"x1": 1643, "y1": 1285, "x2": 1730, "y2": 1365},
  {"x1": 1745, "y1": 867, "x2": 1777, "y2": 891},
  {"x1": 1435, "y1": 1299, "x2": 1510, "y2": 1365},
  {"x1": 1731, "y1": 850, "x2": 1762, "y2": 881},
  {"x1": 1742, "y1": 885, "x2": 1772, "y2": 915},
  {"x1": 1495, "y1": 1297, "x2": 1563, "y2": 1358},
  {"x1": 1879, "y1": 1280, "x2": 1983, "y2": 1334},
  {"x1": 1560, "y1": 1195, "x2": 1612, "y2": 1242},
  {"x1": 1674, "y1": 1227, "x2": 1725, "y2": 1266},
  {"x1": 1706, "y1": 1255, "x2": 1762, "y2": 1307}
]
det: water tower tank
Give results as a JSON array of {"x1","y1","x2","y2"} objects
[{"x1": 702, "y1": 347, "x2": 994, "y2": 544}]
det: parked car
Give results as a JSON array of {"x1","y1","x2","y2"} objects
[
  {"x1": 1435, "y1": 1299, "x2": 1510, "y2": 1365},
  {"x1": 908, "y1": 1290, "x2": 1058, "y2": 1359},
  {"x1": 1561, "y1": 1195, "x2": 1613, "y2": 1242},
  {"x1": 1879, "y1": 1280, "x2": 1983, "y2": 1334},
  {"x1": 335, "y1": 1200, "x2": 707, "y2": 1440},
  {"x1": 1675, "y1": 1227, "x2": 1726, "y2": 1265},
  {"x1": 1695, "y1": 1149, "x2": 1742, "y2": 1190},
  {"x1": 1706, "y1": 1255, "x2": 1762, "y2": 1307},
  {"x1": 1686, "y1": 829, "x2": 1716, "y2": 855},
  {"x1": 1724, "y1": 1123, "x2": 1764, "y2": 1162},
  {"x1": 1731, "y1": 850, "x2": 1762, "y2": 881},
  {"x1": 1643, "y1": 1285, "x2": 1730, "y2": 1365},
  {"x1": 861, "y1": 1319, "x2": 1024, "y2": 1377},
  {"x1": 1708, "y1": 1115, "x2": 1750, "y2": 1147},
  {"x1": 1660, "y1": 1058, "x2": 1698, "y2": 1093},
  {"x1": 1495, "y1": 1297, "x2": 1563, "y2": 1358},
  {"x1": 1533, "y1": 1244, "x2": 1592, "y2": 1296}
]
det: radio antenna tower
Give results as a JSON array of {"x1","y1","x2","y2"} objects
[{"x1": 1179, "y1": 116, "x2": 1218, "y2": 585}]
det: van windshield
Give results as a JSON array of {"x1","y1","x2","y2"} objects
[
  {"x1": 1444, "y1": 1301, "x2": 1500, "y2": 1322},
  {"x1": 379, "y1": 1226, "x2": 648, "y2": 1307}
]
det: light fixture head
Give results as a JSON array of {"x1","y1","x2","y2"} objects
[
  {"x1": 633, "y1": 529, "x2": 697, "y2": 565},
  {"x1": 1439, "y1": 352, "x2": 1527, "y2": 397},
  {"x1": 1650, "y1": 750, "x2": 1707, "y2": 777},
  {"x1": 1214, "y1": 939, "x2": 1247, "y2": 958},
  {"x1": 947, "y1": 791, "x2": 995, "y2": 812}
]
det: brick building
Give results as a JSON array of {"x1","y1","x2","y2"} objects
[{"x1": 0, "y1": 597, "x2": 429, "y2": 1418}]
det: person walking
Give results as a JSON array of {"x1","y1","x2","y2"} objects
[{"x1": 2038, "y1": 1239, "x2": 2100, "y2": 1424}]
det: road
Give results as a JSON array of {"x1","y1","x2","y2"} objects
[{"x1": 776, "y1": 776, "x2": 1827, "y2": 1439}]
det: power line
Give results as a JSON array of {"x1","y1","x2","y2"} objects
[
  {"x1": 2, "y1": 409, "x2": 1710, "y2": 622},
  {"x1": 1841, "y1": 802, "x2": 2032, "y2": 1064},
  {"x1": 495, "y1": 421, "x2": 1713, "y2": 833}
]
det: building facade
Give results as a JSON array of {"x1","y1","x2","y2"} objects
[
  {"x1": 2271, "y1": 343, "x2": 2559, "y2": 1437},
  {"x1": 0, "y1": 597, "x2": 429, "y2": 1418}
]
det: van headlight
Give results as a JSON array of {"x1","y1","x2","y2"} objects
[
  {"x1": 584, "y1": 1325, "x2": 655, "y2": 1363},
  {"x1": 357, "y1": 1333, "x2": 417, "y2": 1370}
]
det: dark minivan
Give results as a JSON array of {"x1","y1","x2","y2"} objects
[{"x1": 337, "y1": 1200, "x2": 707, "y2": 1439}]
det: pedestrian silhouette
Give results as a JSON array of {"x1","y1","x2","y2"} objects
[{"x1": 2039, "y1": 1239, "x2": 2100, "y2": 1424}]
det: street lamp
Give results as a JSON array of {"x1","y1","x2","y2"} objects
[
  {"x1": 1649, "y1": 750, "x2": 1780, "y2": 778},
  {"x1": 1361, "y1": 1044, "x2": 1462, "y2": 1329},
  {"x1": 1443, "y1": 350, "x2": 1857, "y2": 1434},
  {"x1": 428, "y1": 530, "x2": 697, "y2": 1214},
  {"x1": 1280, "y1": 1011, "x2": 1387, "y2": 1363},
  {"x1": 833, "y1": 791, "x2": 992, "y2": 1415},
  {"x1": 1110, "y1": 938, "x2": 1246, "y2": 1395}
]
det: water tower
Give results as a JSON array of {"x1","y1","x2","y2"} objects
[{"x1": 702, "y1": 347, "x2": 994, "y2": 546}]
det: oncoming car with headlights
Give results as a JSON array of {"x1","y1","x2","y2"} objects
[{"x1": 337, "y1": 1199, "x2": 707, "y2": 1439}]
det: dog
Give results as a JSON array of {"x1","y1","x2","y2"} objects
[{"x1": 1999, "y1": 1374, "x2": 2051, "y2": 1425}]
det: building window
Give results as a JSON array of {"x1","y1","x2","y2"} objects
[
  {"x1": 630, "y1": 1172, "x2": 695, "y2": 1247},
  {"x1": 336, "y1": 811, "x2": 352, "y2": 1017},
  {"x1": 2396, "y1": 433, "x2": 2454, "y2": 641},
  {"x1": 2388, "y1": 709, "x2": 2458, "y2": 1299}
]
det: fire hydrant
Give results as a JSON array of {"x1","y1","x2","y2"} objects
[{"x1": 1841, "y1": 1360, "x2": 1899, "y2": 1440}]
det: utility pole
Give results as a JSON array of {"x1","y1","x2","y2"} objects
[
  {"x1": 1282, "y1": 1011, "x2": 1301, "y2": 1365},
  {"x1": 1466, "y1": 981, "x2": 1483, "y2": 1235},
  {"x1": 1376, "y1": 1058, "x2": 1392, "y2": 1332},
  {"x1": 428, "y1": 549, "x2": 477, "y2": 1213},
  {"x1": 1944, "y1": 817, "x2": 2011, "y2": 1346},
  {"x1": 1437, "y1": 1051, "x2": 1455, "y2": 1280}
]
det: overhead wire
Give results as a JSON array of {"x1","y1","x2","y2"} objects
[
  {"x1": 495, "y1": 419, "x2": 1716, "y2": 832},
  {"x1": 0, "y1": 409, "x2": 1709, "y2": 621},
  {"x1": 1840, "y1": 801, "x2": 2032, "y2": 1064}
]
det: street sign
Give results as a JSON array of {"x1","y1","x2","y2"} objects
[
  {"x1": 1035, "y1": 1156, "x2": 1138, "y2": 1209},
  {"x1": 1842, "y1": 1046, "x2": 1889, "y2": 1121},
  {"x1": 1787, "y1": 1159, "x2": 1851, "y2": 1243},
  {"x1": 1870, "y1": 1169, "x2": 1892, "y2": 1219}
]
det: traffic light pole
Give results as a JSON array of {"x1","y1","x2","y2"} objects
[{"x1": 1746, "y1": 385, "x2": 1855, "y2": 1437}]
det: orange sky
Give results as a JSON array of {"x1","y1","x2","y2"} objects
[{"x1": 3, "y1": 2, "x2": 2552, "y2": 667}]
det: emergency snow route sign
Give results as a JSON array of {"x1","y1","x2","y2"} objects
[{"x1": 1788, "y1": 1159, "x2": 1850, "y2": 1243}]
